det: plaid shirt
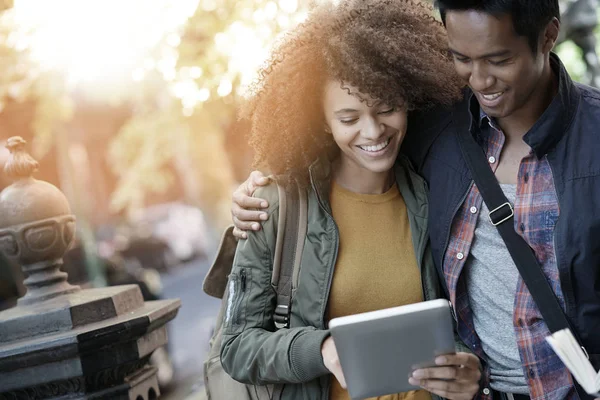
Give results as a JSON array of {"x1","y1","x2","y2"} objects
[{"x1": 442, "y1": 114, "x2": 577, "y2": 400}]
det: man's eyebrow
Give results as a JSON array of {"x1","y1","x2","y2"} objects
[{"x1": 449, "y1": 49, "x2": 512, "y2": 59}]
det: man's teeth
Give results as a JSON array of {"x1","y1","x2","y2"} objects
[
  {"x1": 359, "y1": 138, "x2": 390, "y2": 152},
  {"x1": 482, "y1": 92, "x2": 503, "y2": 100}
]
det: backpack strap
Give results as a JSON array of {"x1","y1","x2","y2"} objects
[{"x1": 272, "y1": 179, "x2": 307, "y2": 329}]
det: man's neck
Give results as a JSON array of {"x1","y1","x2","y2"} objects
[{"x1": 496, "y1": 62, "x2": 558, "y2": 141}]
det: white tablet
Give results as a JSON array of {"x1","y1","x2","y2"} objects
[{"x1": 329, "y1": 299, "x2": 456, "y2": 400}]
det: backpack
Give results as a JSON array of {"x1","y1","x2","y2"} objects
[{"x1": 202, "y1": 179, "x2": 308, "y2": 400}]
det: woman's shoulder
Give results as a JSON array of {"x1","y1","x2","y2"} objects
[
  {"x1": 253, "y1": 176, "x2": 313, "y2": 215},
  {"x1": 252, "y1": 177, "x2": 285, "y2": 218}
]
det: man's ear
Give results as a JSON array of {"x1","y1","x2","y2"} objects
[{"x1": 542, "y1": 17, "x2": 560, "y2": 54}]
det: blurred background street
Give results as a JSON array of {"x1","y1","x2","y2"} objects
[{"x1": 160, "y1": 258, "x2": 220, "y2": 400}]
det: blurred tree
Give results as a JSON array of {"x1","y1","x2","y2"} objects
[
  {"x1": 2, "y1": 0, "x2": 598, "y2": 233},
  {"x1": 108, "y1": 0, "x2": 310, "y2": 228}
]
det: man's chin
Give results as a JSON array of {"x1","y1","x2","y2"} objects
[{"x1": 480, "y1": 103, "x2": 509, "y2": 120}]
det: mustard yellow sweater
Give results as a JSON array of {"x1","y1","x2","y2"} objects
[{"x1": 328, "y1": 181, "x2": 431, "y2": 400}]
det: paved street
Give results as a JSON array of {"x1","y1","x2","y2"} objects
[{"x1": 161, "y1": 258, "x2": 221, "y2": 400}]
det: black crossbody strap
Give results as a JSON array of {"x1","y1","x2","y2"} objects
[{"x1": 456, "y1": 127, "x2": 573, "y2": 336}]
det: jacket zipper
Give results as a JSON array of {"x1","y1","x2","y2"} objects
[
  {"x1": 309, "y1": 179, "x2": 338, "y2": 400},
  {"x1": 233, "y1": 268, "x2": 247, "y2": 326},
  {"x1": 309, "y1": 171, "x2": 341, "y2": 330},
  {"x1": 240, "y1": 268, "x2": 247, "y2": 292},
  {"x1": 407, "y1": 170, "x2": 430, "y2": 302},
  {"x1": 320, "y1": 205, "x2": 340, "y2": 329}
]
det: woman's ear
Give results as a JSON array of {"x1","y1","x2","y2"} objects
[{"x1": 324, "y1": 123, "x2": 332, "y2": 134}]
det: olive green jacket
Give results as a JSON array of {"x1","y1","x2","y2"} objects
[{"x1": 220, "y1": 156, "x2": 468, "y2": 400}]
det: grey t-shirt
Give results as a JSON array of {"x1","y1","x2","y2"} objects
[{"x1": 465, "y1": 184, "x2": 529, "y2": 394}]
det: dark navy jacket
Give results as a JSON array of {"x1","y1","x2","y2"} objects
[{"x1": 403, "y1": 54, "x2": 600, "y2": 372}]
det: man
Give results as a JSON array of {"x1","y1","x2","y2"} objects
[{"x1": 230, "y1": 1, "x2": 600, "y2": 399}]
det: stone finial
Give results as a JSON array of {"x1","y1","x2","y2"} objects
[
  {"x1": 4, "y1": 136, "x2": 39, "y2": 180},
  {"x1": 0, "y1": 136, "x2": 80, "y2": 306},
  {"x1": 0, "y1": 136, "x2": 181, "y2": 400}
]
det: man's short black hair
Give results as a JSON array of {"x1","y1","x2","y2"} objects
[{"x1": 435, "y1": 0, "x2": 560, "y2": 53}]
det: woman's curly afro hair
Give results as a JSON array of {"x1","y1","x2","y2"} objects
[{"x1": 240, "y1": 0, "x2": 463, "y2": 181}]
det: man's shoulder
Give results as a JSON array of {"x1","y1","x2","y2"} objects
[
  {"x1": 402, "y1": 92, "x2": 469, "y2": 170},
  {"x1": 408, "y1": 105, "x2": 453, "y2": 131},
  {"x1": 576, "y1": 82, "x2": 600, "y2": 108}
]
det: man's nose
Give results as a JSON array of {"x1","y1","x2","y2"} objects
[{"x1": 469, "y1": 63, "x2": 495, "y2": 92}]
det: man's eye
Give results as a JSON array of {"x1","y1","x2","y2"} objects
[
  {"x1": 379, "y1": 108, "x2": 395, "y2": 115},
  {"x1": 489, "y1": 59, "x2": 510, "y2": 66}
]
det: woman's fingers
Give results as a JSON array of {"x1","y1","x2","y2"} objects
[{"x1": 321, "y1": 337, "x2": 347, "y2": 388}]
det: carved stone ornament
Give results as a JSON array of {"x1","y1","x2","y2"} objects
[
  {"x1": 0, "y1": 137, "x2": 181, "y2": 399},
  {"x1": 0, "y1": 136, "x2": 80, "y2": 305}
]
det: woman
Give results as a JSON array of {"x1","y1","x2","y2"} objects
[{"x1": 221, "y1": 1, "x2": 480, "y2": 399}]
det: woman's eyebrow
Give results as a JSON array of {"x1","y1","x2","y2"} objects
[{"x1": 334, "y1": 108, "x2": 359, "y2": 115}]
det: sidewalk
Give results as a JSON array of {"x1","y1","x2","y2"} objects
[
  {"x1": 163, "y1": 375, "x2": 207, "y2": 400},
  {"x1": 159, "y1": 259, "x2": 220, "y2": 400}
]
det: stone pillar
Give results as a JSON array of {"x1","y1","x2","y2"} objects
[{"x1": 0, "y1": 137, "x2": 181, "y2": 399}]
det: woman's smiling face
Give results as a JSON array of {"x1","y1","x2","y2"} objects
[{"x1": 323, "y1": 80, "x2": 408, "y2": 174}]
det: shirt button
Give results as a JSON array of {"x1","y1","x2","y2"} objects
[
  {"x1": 470, "y1": 206, "x2": 478, "y2": 214},
  {"x1": 524, "y1": 173, "x2": 529, "y2": 183},
  {"x1": 483, "y1": 388, "x2": 491, "y2": 396},
  {"x1": 488, "y1": 156, "x2": 496, "y2": 164},
  {"x1": 456, "y1": 252, "x2": 464, "y2": 260},
  {"x1": 529, "y1": 368, "x2": 535, "y2": 378}
]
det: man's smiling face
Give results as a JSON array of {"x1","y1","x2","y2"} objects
[{"x1": 445, "y1": 10, "x2": 549, "y2": 120}]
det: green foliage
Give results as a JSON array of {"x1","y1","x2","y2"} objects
[
  {"x1": 108, "y1": 108, "x2": 179, "y2": 213},
  {"x1": 556, "y1": 41, "x2": 587, "y2": 83}
]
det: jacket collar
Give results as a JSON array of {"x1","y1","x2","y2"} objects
[
  {"x1": 308, "y1": 157, "x2": 334, "y2": 215},
  {"x1": 307, "y1": 155, "x2": 427, "y2": 219},
  {"x1": 467, "y1": 52, "x2": 580, "y2": 158}
]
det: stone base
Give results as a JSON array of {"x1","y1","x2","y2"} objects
[
  {"x1": 0, "y1": 365, "x2": 160, "y2": 400},
  {"x1": 0, "y1": 284, "x2": 180, "y2": 399},
  {"x1": 88, "y1": 365, "x2": 160, "y2": 400}
]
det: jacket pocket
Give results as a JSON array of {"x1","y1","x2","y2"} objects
[{"x1": 225, "y1": 268, "x2": 249, "y2": 333}]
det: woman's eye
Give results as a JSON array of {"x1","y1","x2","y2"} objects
[{"x1": 340, "y1": 118, "x2": 358, "y2": 125}]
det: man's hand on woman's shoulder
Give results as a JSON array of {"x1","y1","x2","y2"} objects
[{"x1": 231, "y1": 171, "x2": 271, "y2": 239}]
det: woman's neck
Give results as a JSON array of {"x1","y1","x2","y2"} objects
[{"x1": 332, "y1": 157, "x2": 395, "y2": 195}]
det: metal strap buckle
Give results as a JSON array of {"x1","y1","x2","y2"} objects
[
  {"x1": 274, "y1": 305, "x2": 289, "y2": 329},
  {"x1": 582, "y1": 345, "x2": 590, "y2": 360},
  {"x1": 488, "y1": 202, "x2": 514, "y2": 226}
]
